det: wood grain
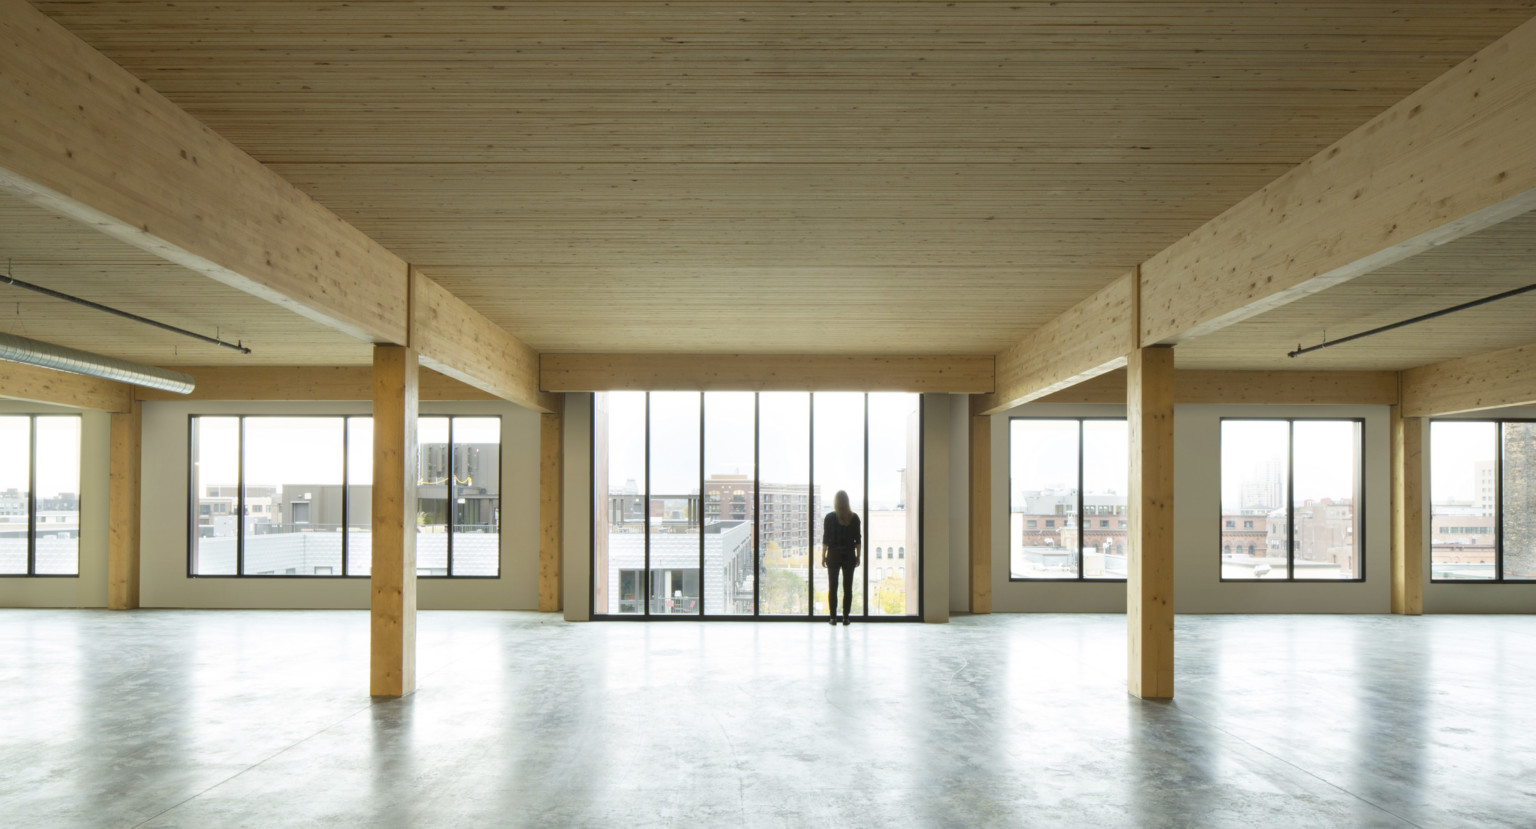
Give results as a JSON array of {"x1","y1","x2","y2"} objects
[
  {"x1": 370, "y1": 345, "x2": 417, "y2": 698},
  {"x1": 132, "y1": 365, "x2": 495, "y2": 402},
  {"x1": 1127, "y1": 347, "x2": 1175, "y2": 700},
  {"x1": 1401, "y1": 341, "x2": 1536, "y2": 417},
  {"x1": 1390, "y1": 404, "x2": 1425, "y2": 616},
  {"x1": 412, "y1": 270, "x2": 548, "y2": 413},
  {"x1": 0, "y1": 0, "x2": 410, "y2": 344},
  {"x1": 108, "y1": 398, "x2": 141, "y2": 610},
  {"x1": 0, "y1": 359, "x2": 132, "y2": 412},
  {"x1": 969, "y1": 415, "x2": 991, "y2": 615},
  {"x1": 542, "y1": 353, "x2": 993, "y2": 393},
  {"x1": 539, "y1": 409, "x2": 564, "y2": 613},
  {"x1": 1140, "y1": 15, "x2": 1536, "y2": 346}
]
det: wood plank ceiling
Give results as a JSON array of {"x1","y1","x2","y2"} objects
[
  {"x1": 15, "y1": 1, "x2": 1536, "y2": 362},
  {"x1": 0, "y1": 190, "x2": 371, "y2": 366}
]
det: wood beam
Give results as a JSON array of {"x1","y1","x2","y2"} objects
[
  {"x1": 539, "y1": 405, "x2": 564, "y2": 612},
  {"x1": 1022, "y1": 369, "x2": 1400, "y2": 407},
  {"x1": 1401, "y1": 341, "x2": 1536, "y2": 417},
  {"x1": 969, "y1": 413, "x2": 991, "y2": 614},
  {"x1": 1139, "y1": 16, "x2": 1536, "y2": 346},
  {"x1": 412, "y1": 270, "x2": 554, "y2": 412},
  {"x1": 0, "y1": 360, "x2": 132, "y2": 412},
  {"x1": 540, "y1": 353, "x2": 994, "y2": 394},
  {"x1": 1390, "y1": 403, "x2": 1425, "y2": 615},
  {"x1": 1127, "y1": 347, "x2": 1175, "y2": 700},
  {"x1": 370, "y1": 345, "x2": 417, "y2": 697},
  {"x1": 0, "y1": 0, "x2": 409, "y2": 344},
  {"x1": 133, "y1": 365, "x2": 496, "y2": 402},
  {"x1": 107, "y1": 398, "x2": 141, "y2": 610},
  {"x1": 977, "y1": 271, "x2": 1135, "y2": 414}
]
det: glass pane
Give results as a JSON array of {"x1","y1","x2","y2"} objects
[
  {"x1": 704, "y1": 392, "x2": 755, "y2": 615},
  {"x1": 416, "y1": 418, "x2": 450, "y2": 576},
  {"x1": 1082, "y1": 420, "x2": 1128, "y2": 581},
  {"x1": 0, "y1": 417, "x2": 30, "y2": 575},
  {"x1": 758, "y1": 392, "x2": 810, "y2": 615},
  {"x1": 596, "y1": 392, "x2": 646, "y2": 614},
  {"x1": 1009, "y1": 420, "x2": 1080, "y2": 579},
  {"x1": 346, "y1": 417, "x2": 373, "y2": 577},
  {"x1": 868, "y1": 393, "x2": 920, "y2": 614},
  {"x1": 33, "y1": 417, "x2": 81, "y2": 575},
  {"x1": 1220, "y1": 420, "x2": 1290, "y2": 579},
  {"x1": 451, "y1": 417, "x2": 500, "y2": 577},
  {"x1": 1502, "y1": 423, "x2": 1536, "y2": 580},
  {"x1": 242, "y1": 418, "x2": 344, "y2": 576},
  {"x1": 190, "y1": 417, "x2": 239, "y2": 575},
  {"x1": 1430, "y1": 421, "x2": 1496, "y2": 581},
  {"x1": 1292, "y1": 421, "x2": 1361, "y2": 579},
  {"x1": 813, "y1": 393, "x2": 864, "y2": 618},
  {"x1": 649, "y1": 393, "x2": 700, "y2": 614}
]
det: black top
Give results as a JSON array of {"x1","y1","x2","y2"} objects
[{"x1": 823, "y1": 512, "x2": 862, "y2": 552}]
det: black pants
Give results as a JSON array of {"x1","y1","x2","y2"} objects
[{"x1": 827, "y1": 556, "x2": 857, "y2": 617}]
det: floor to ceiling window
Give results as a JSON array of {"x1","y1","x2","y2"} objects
[
  {"x1": 0, "y1": 415, "x2": 81, "y2": 577},
  {"x1": 593, "y1": 391, "x2": 922, "y2": 619}
]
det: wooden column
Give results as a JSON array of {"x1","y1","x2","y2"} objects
[
  {"x1": 371, "y1": 345, "x2": 418, "y2": 697},
  {"x1": 1391, "y1": 405, "x2": 1425, "y2": 615},
  {"x1": 969, "y1": 411, "x2": 992, "y2": 614},
  {"x1": 107, "y1": 399, "x2": 141, "y2": 610},
  {"x1": 538, "y1": 406, "x2": 564, "y2": 612},
  {"x1": 1127, "y1": 346, "x2": 1175, "y2": 700}
]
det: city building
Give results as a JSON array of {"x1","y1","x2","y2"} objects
[{"x1": 1, "y1": 4, "x2": 1534, "y2": 827}]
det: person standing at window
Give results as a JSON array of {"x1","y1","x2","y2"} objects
[{"x1": 821, "y1": 490, "x2": 862, "y2": 625}]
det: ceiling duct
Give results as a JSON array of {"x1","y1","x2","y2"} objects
[{"x1": 0, "y1": 331, "x2": 195, "y2": 394}]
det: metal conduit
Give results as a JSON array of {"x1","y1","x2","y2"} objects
[{"x1": 0, "y1": 331, "x2": 195, "y2": 394}]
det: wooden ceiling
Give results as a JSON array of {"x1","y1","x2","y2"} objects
[
  {"x1": 1175, "y1": 208, "x2": 1536, "y2": 371},
  {"x1": 14, "y1": 1, "x2": 1536, "y2": 363},
  {"x1": 0, "y1": 191, "x2": 371, "y2": 366}
]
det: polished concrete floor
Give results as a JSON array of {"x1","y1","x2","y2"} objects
[{"x1": 1, "y1": 611, "x2": 1532, "y2": 828}]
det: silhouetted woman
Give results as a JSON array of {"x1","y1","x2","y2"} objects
[{"x1": 821, "y1": 490, "x2": 862, "y2": 625}]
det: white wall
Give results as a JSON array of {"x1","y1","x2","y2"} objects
[
  {"x1": 0, "y1": 401, "x2": 108, "y2": 608},
  {"x1": 139, "y1": 398, "x2": 541, "y2": 610},
  {"x1": 986, "y1": 402, "x2": 1394, "y2": 614},
  {"x1": 1421, "y1": 405, "x2": 1536, "y2": 613}
]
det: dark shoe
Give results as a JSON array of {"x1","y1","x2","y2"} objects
[
  {"x1": 841, "y1": 616, "x2": 852, "y2": 626},
  {"x1": 828, "y1": 616, "x2": 837, "y2": 626}
]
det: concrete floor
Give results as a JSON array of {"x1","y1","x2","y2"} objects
[{"x1": 0, "y1": 611, "x2": 1531, "y2": 828}]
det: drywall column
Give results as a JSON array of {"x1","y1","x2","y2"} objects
[
  {"x1": 969, "y1": 411, "x2": 992, "y2": 613},
  {"x1": 107, "y1": 399, "x2": 141, "y2": 610},
  {"x1": 371, "y1": 345, "x2": 419, "y2": 696},
  {"x1": 1391, "y1": 405, "x2": 1425, "y2": 615},
  {"x1": 539, "y1": 404, "x2": 564, "y2": 612},
  {"x1": 1128, "y1": 347, "x2": 1175, "y2": 700}
]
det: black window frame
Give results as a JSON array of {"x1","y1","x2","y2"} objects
[
  {"x1": 1216, "y1": 416, "x2": 1366, "y2": 583},
  {"x1": 186, "y1": 413, "x2": 502, "y2": 579},
  {"x1": 1428, "y1": 417, "x2": 1536, "y2": 584},
  {"x1": 1007, "y1": 415, "x2": 1129, "y2": 583},
  {"x1": 589, "y1": 391, "x2": 925, "y2": 622},
  {"x1": 0, "y1": 413, "x2": 83, "y2": 579}
]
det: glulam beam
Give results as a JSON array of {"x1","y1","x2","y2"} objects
[
  {"x1": 133, "y1": 365, "x2": 496, "y2": 402},
  {"x1": 1401, "y1": 341, "x2": 1536, "y2": 417},
  {"x1": 541, "y1": 353, "x2": 994, "y2": 394},
  {"x1": 0, "y1": 0, "x2": 409, "y2": 344},
  {"x1": 412, "y1": 270, "x2": 554, "y2": 412},
  {"x1": 1138, "y1": 16, "x2": 1536, "y2": 346},
  {"x1": 977, "y1": 272, "x2": 1135, "y2": 414},
  {"x1": 539, "y1": 403, "x2": 564, "y2": 612},
  {"x1": 0, "y1": 360, "x2": 132, "y2": 412},
  {"x1": 1029, "y1": 369, "x2": 1400, "y2": 407},
  {"x1": 968, "y1": 410, "x2": 991, "y2": 614},
  {"x1": 107, "y1": 399, "x2": 141, "y2": 610},
  {"x1": 1390, "y1": 405, "x2": 1425, "y2": 615}
]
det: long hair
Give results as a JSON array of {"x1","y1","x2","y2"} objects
[{"x1": 833, "y1": 490, "x2": 853, "y2": 526}]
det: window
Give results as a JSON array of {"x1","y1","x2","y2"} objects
[
  {"x1": 1009, "y1": 418, "x2": 1128, "y2": 580},
  {"x1": 0, "y1": 415, "x2": 81, "y2": 577},
  {"x1": 1219, "y1": 419, "x2": 1363, "y2": 581},
  {"x1": 1226, "y1": 520, "x2": 1235, "y2": 529},
  {"x1": 1430, "y1": 420, "x2": 1536, "y2": 581},
  {"x1": 189, "y1": 415, "x2": 499, "y2": 578},
  {"x1": 592, "y1": 391, "x2": 922, "y2": 618}
]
